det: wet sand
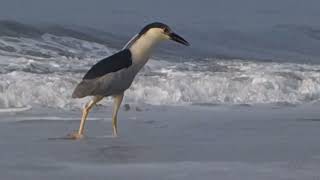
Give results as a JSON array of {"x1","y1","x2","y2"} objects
[{"x1": 1, "y1": 104, "x2": 320, "y2": 180}]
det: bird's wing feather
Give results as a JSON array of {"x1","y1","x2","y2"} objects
[{"x1": 83, "y1": 49, "x2": 132, "y2": 80}]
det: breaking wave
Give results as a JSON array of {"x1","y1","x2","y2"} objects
[
  {"x1": 127, "y1": 60, "x2": 320, "y2": 105},
  {"x1": 2, "y1": 57, "x2": 320, "y2": 109}
]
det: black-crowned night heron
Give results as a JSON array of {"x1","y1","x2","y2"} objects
[{"x1": 69, "y1": 22, "x2": 189, "y2": 139}]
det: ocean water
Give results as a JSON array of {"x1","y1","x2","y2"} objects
[
  {"x1": 1, "y1": 5, "x2": 320, "y2": 179},
  {"x1": 1, "y1": 18, "x2": 320, "y2": 110}
]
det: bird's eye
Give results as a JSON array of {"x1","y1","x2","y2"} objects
[{"x1": 163, "y1": 28, "x2": 169, "y2": 34}]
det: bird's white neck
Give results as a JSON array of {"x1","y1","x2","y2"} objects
[{"x1": 129, "y1": 34, "x2": 163, "y2": 66}]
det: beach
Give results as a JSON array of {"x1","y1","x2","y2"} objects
[
  {"x1": 1, "y1": 2, "x2": 320, "y2": 178},
  {"x1": 0, "y1": 104, "x2": 320, "y2": 179}
]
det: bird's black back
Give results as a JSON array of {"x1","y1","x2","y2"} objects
[{"x1": 83, "y1": 49, "x2": 132, "y2": 80}]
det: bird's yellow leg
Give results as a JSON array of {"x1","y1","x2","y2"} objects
[
  {"x1": 69, "y1": 96, "x2": 103, "y2": 139},
  {"x1": 112, "y1": 93, "x2": 124, "y2": 137}
]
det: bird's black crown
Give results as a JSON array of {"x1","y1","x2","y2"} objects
[{"x1": 139, "y1": 22, "x2": 169, "y2": 35}]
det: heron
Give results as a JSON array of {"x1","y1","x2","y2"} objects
[{"x1": 69, "y1": 22, "x2": 189, "y2": 139}]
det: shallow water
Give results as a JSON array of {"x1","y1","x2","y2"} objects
[{"x1": 1, "y1": 105, "x2": 320, "y2": 180}]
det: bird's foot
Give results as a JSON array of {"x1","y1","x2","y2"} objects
[
  {"x1": 112, "y1": 132, "x2": 118, "y2": 137},
  {"x1": 112, "y1": 128, "x2": 118, "y2": 137},
  {"x1": 66, "y1": 132, "x2": 84, "y2": 140}
]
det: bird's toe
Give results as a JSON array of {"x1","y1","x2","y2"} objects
[{"x1": 66, "y1": 132, "x2": 84, "y2": 140}]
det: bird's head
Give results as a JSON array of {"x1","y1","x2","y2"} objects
[{"x1": 138, "y1": 22, "x2": 190, "y2": 46}]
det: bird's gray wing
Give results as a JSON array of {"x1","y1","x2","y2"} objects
[
  {"x1": 83, "y1": 49, "x2": 132, "y2": 80},
  {"x1": 72, "y1": 74, "x2": 114, "y2": 98}
]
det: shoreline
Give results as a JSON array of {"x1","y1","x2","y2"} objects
[{"x1": 1, "y1": 104, "x2": 320, "y2": 179}]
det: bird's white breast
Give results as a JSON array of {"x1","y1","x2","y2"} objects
[{"x1": 106, "y1": 30, "x2": 166, "y2": 94}]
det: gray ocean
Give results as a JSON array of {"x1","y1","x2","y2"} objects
[{"x1": 1, "y1": 0, "x2": 320, "y2": 109}]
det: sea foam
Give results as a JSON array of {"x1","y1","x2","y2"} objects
[{"x1": 1, "y1": 34, "x2": 320, "y2": 109}]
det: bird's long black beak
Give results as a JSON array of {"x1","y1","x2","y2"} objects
[{"x1": 169, "y1": 32, "x2": 190, "y2": 46}]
